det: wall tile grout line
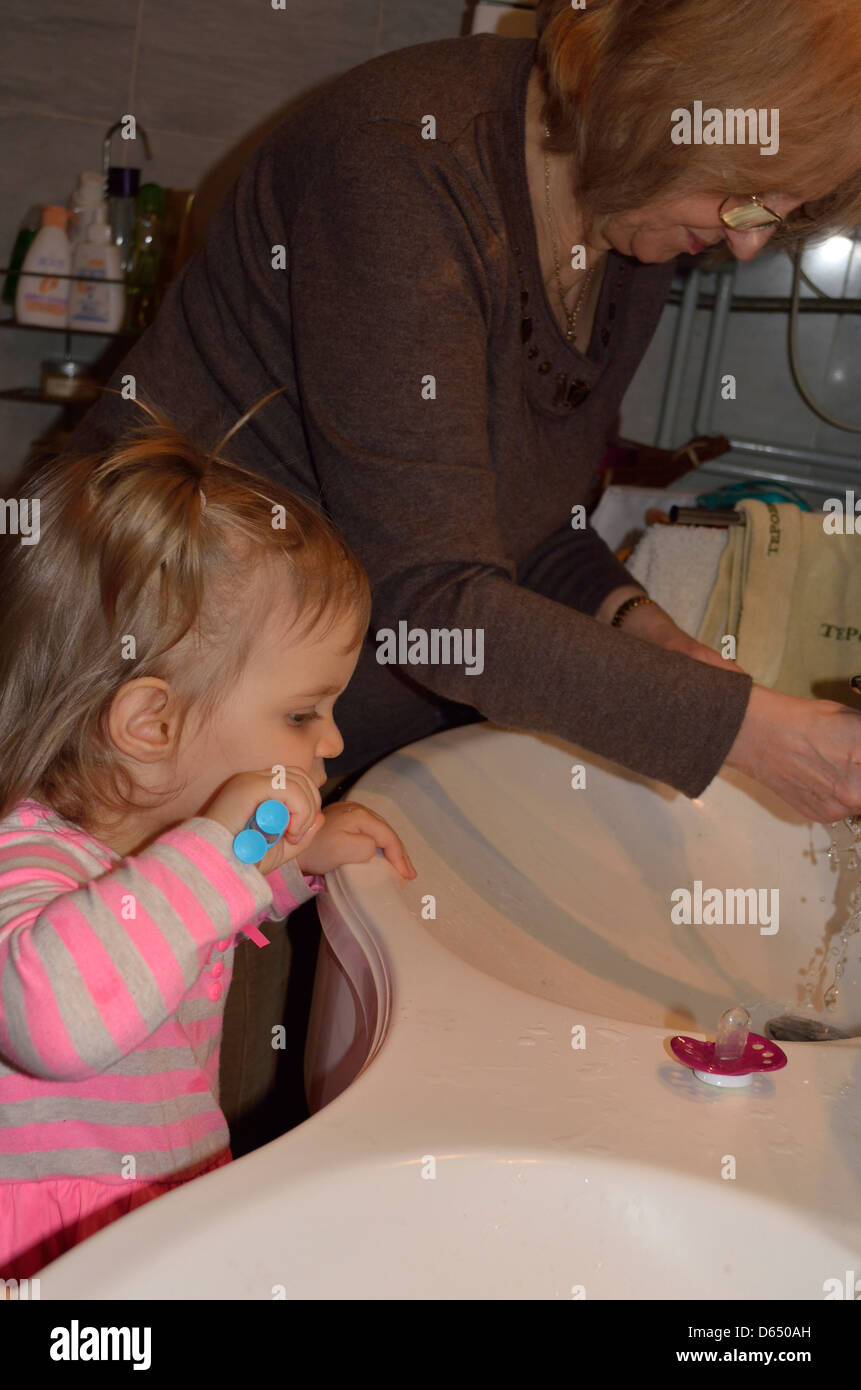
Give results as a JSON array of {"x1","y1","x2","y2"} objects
[{"x1": 128, "y1": 0, "x2": 146, "y2": 117}]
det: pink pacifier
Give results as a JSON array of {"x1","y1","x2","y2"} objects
[{"x1": 671, "y1": 1006, "x2": 788, "y2": 1087}]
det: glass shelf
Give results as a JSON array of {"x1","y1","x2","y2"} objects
[
  {"x1": 1, "y1": 265, "x2": 162, "y2": 288},
  {"x1": 0, "y1": 316, "x2": 138, "y2": 339},
  {"x1": 0, "y1": 264, "x2": 166, "y2": 339},
  {"x1": 0, "y1": 387, "x2": 95, "y2": 405},
  {"x1": 0, "y1": 316, "x2": 137, "y2": 340}
]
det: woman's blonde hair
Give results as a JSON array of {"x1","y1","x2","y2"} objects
[
  {"x1": 0, "y1": 388, "x2": 372, "y2": 829},
  {"x1": 535, "y1": 0, "x2": 861, "y2": 265}
]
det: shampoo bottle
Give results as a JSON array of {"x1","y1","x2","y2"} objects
[
  {"x1": 15, "y1": 205, "x2": 71, "y2": 327},
  {"x1": 67, "y1": 208, "x2": 125, "y2": 333},
  {"x1": 68, "y1": 170, "x2": 106, "y2": 247}
]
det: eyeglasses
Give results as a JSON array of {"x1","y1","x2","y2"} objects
[{"x1": 719, "y1": 193, "x2": 814, "y2": 233}]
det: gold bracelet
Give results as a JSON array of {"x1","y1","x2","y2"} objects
[{"x1": 611, "y1": 595, "x2": 656, "y2": 629}]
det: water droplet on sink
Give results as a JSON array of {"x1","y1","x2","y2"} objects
[{"x1": 594, "y1": 1026, "x2": 629, "y2": 1044}]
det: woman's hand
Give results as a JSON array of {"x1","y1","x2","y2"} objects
[
  {"x1": 651, "y1": 624, "x2": 746, "y2": 676},
  {"x1": 725, "y1": 685, "x2": 861, "y2": 823},
  {"x1": 596, "y1": 587, "x2": 861, "y2": 821},
  {"x1": 297, "y1": 801, "x2": 417, "y2": 879},
  {"x1": 597, "y1": 584, "x2": 746, "y2": 673}
]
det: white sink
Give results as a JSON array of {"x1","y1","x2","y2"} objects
[
  {"x1": 39, "y1": 725, "x2": 861, "y2": 1299},
  {"x1": 33, "y1": 1148, "x2": 860, "y2": 1301},
  {"x1": 356, "y1": 726, "x2": 860, "y2": 1037}
]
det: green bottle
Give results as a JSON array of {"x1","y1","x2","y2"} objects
[
  {"x1": 124, "y1": 183, "x2": 165, "y2": 332},
  {"x1": 2, "y1": 206, "x2": 41, "y2": 308}
]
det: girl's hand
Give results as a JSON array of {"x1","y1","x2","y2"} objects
[
  {"x1": 725, "y1": 685, "x2": 861, "y2": 823},
  {"x1": 297, "y1": 801, "x2": 417, "y2": 879},
  {"x1": 203, "y1": 768, "x2": 325, "y2": 877}
]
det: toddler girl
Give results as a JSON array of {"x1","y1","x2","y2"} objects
[{"x1": 0, "y1": 389, "x2": 415, "y2": 1280}]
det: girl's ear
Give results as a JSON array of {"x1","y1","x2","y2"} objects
[{"x1": 105, "y1": 678, "x2": 178, "y2": 763}]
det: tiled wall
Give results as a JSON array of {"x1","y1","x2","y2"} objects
[
  {"x1": 0, "y1": 0, "x2": 471, "y2": 479},
  {"x1": 622, "y1": 251, "x2": 861, "y2": 506}
]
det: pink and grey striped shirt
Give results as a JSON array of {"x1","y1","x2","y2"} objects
[{"x1": 0, "y1": 799, "x2": 324, "y2": 1184}]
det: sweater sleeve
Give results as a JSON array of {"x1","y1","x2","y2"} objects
[
  {"x1": 0, "y1": 815, "x2": 321, "y2": 1081},
  {"x1": 516, "y1": 515, "x2": 642, "y2": 615},
  {"x1": 287, "y1": 123, "x2": 752, "y2": 798}
]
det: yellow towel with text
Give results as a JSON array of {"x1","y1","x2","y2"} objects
[{"x1": 697, "y1": 498, "x2": 861, "y2": 701}]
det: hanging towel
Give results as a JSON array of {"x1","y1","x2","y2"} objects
[
  {"x1": 626, "y1": 523, "x2": 729, "y2": 637},
  {"x1": 697, "y1": 499, "x2": 861, "y2": 701}
]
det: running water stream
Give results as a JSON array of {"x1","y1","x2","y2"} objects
[{"x1": 802, "y1": 817, "x2": 861, "y2": 1012}]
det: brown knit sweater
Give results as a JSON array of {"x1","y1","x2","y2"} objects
[{"x1": 67, "y1": 34, "x2": 752, "y2": 795}]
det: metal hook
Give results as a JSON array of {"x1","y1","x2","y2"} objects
[{"x1": 102, "y1": 118, "x2": 153, "y2": 191}]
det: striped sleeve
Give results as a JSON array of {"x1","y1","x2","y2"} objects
[
  {"x1": 0, "y1": 815, "x2": 299, "y2": 1081},
  {"x1": 265, "y1": 858, "x2": 326, "y2": 920}
]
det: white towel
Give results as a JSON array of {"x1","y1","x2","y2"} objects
[{"x1": 626, "y1": 524, "x2": 729, "y2": 637}]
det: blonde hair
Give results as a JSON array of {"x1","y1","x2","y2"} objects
[
  {"x1": 534, "y1": 0, "x2": 861, "y2": 266},
  {"x1": 0, "y1": 388, "x2": 372, "y2": 829}
]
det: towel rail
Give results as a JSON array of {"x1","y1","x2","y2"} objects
[{"x1": 668, "y1": 506, "x2": 745, "y2": 527}]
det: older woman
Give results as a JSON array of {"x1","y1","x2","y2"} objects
[{"x1": 67, "y1": 0, "x2": 861, "y2": 1143}]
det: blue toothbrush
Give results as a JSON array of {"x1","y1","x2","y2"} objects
[{"x1": 233, "y1": 800, "x2": 290, "y2": 864}]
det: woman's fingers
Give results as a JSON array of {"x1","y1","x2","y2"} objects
[{"x1": 733, "y1": 690, "x2": 861, "y2": 822}]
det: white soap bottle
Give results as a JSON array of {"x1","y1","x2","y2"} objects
[
  {"x1": 68, "y1": 170, "x2": 106, "y2": 247},
  {"x1": 67, "y1": 208, "x2": 125, "y2": 333},
  {"x1": 14, "y1": 205, "x2": 72, "y2": 327}
]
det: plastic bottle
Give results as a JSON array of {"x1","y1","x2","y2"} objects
[
  {"x1": 67, "y1": 207, "x2": 125, "y2": 333},
  {"x1": 124, "y1": 182, "x2": 165, "y2": 331},
  {"x1": 14, "y1": 205, "x2": 72, "y2": 327},
  {"x1": 1, "y1": 205, "x2": 41, "y2": 308},
  {"x1": 107, "y1": 164, "x2": 141, "y2": 276},
  {"x1": 68, "y1": 171, "x2": 106, "y2": 247}
]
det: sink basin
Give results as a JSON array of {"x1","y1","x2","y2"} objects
[
  {"x1": 38, "y1": 724, "x2": 861, "y2": 1299},
  {"x1": 355, "y1": 726, "x2": 859, "y2": 1036},
  {"x1": 33, "y1": 1147, "x2": 861, "y2": 1300}
]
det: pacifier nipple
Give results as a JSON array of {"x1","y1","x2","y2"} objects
[{"x1": 714, "y1": 1005, "x2": 750, "y2": 1064}]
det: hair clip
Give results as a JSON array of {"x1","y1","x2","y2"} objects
[{"x1": 199, "y1": 488, "x2": 207, "y2": 510}]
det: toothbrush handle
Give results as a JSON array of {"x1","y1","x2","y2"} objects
[{"x1": 233, "y1": 800, "x2": 291, "y2": 864}]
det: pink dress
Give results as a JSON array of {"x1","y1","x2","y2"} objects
[{"x1": 0, "y1": 799, "x2": 324, "y2": 1279}]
